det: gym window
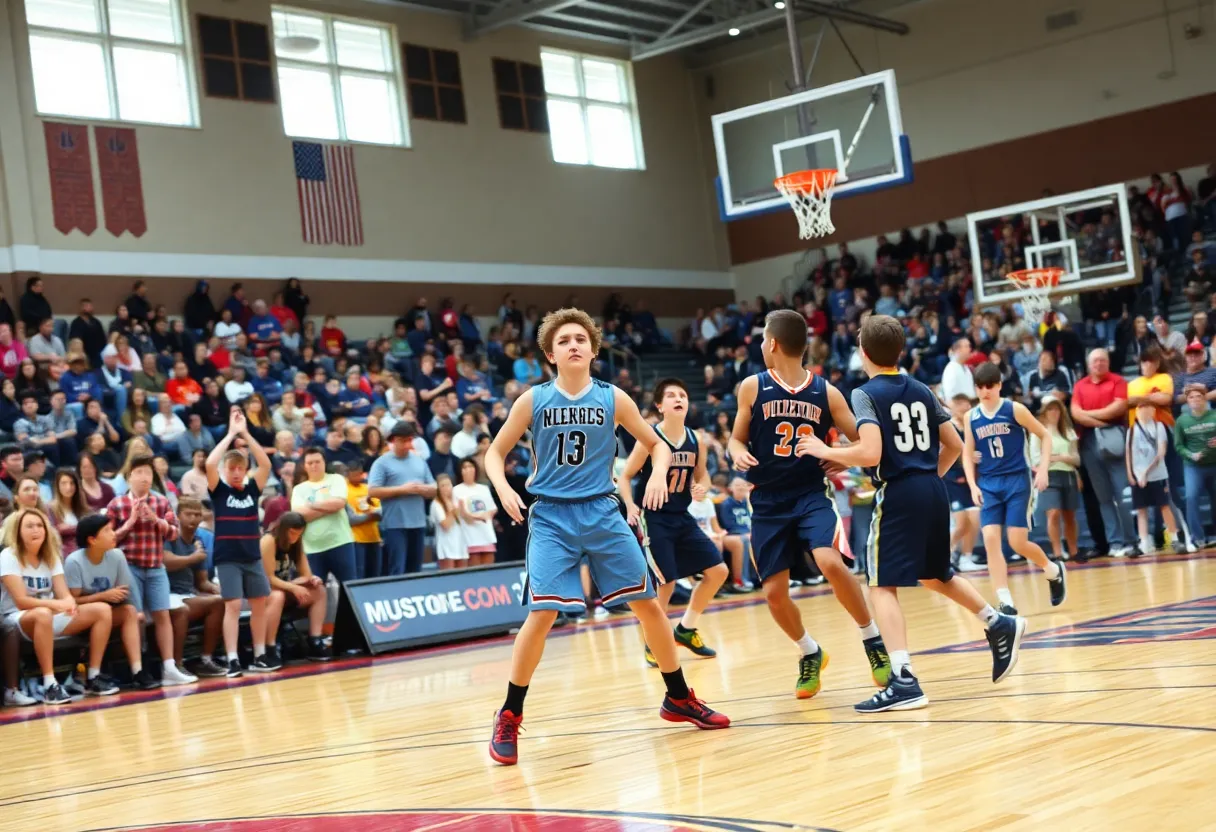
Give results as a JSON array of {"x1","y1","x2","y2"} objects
[
  {"x1": 539, "y1": 48, "x2": 643, "y2": 170},
  {"x1": 403, "y1": 44, "x2": 466, "y2": 124},
  {"x1": 25, "y1": 0, "x2": 198, "y2": 126},
  {"x1": 492, "y1": 58, "x2": 547, "y2": 133},
  {"x1": 197, "y1": 15, "x2": 275, "y2": 103},
  {"x1": 272, "y1": 7, "x2": 407, "y2": 146}
]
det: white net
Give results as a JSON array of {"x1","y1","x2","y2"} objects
[
  {"x1": 774, "y1": 170, "x2": 838, "y2": 239},
  {"x1": 1008, "y1": 269, "x2": 1062, "y2": 327}
]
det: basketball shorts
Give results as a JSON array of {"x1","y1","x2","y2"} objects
[
  {"x1": 979, "y1": 472, "x2": 1034, "y2": 530},
  {"x1": 1131, "y1": 478, "x2": 1170, "y2": 510},
  {"x1": 945, "y1": 478, "x2": 975, "y2": 512},
  {"x1": 641, "y1": 510, "x2": 723, "y2": 585},
  {"x1": 524, "y1": 495, "x2": 656, "y2": 613},
  {"x1": 867, "y1": 473, "x2": 954, "y2": 588},
  {"x1": 749, "y1": 487, "x2": 848, "y2": 583}
]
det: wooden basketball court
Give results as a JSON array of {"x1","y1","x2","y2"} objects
[{"x1": 2, "y1": 554, "x2": 1214, "y2": 832}]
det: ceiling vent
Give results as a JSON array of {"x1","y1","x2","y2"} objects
[{"x1": 1045, "y1": 9, "x2": 1080, "y2": 31}]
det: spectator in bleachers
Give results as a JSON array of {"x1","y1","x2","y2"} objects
[
  {"x1": 77, "y1": 453, "x2": 114, "y2": 512},
  {"x1": 320, "y1": 315, "x2": 346, "y2": 359},
  {"x1": 161, "y1": 498, "x2": 225, "y2": 678},
  {"x1": 18, "y1": 278, "x2": 51, "y2": 333},
  {"x1": 59, "y1": 354, "x2": 101, "y2": 414},
  {"x1": 151, "y1": 396, "x2": 187, "y2": 456},
  {"x1": 242, "y1": 394, "x2": 275, "y2": 449},
  {"x1": 367, "y1": 422, "x2": 434, "y2": 576},
  {"x1": 283, "y1": 279, "x2": 310, "y2": 323},
  {"x1": 1173, "y1": 340, "x2": 1216, "y2": 402},
  {"x1": 178, "y1": 448, "x2": 210, "y2": 501},
  {"x1": 166, "y1": 361, "x2": 202, "y2": 407},
  {"x1": 428, "y1": 425, "x2": 456, "y2": 481},
  {"x1": 455, "y1": 357, "x2": 493, "y2": 409},
  {"x1": 134, "y1": 353, "x2": 167, "y2": 396},
  {"x1": 45, "y1": 392, "x2": 77, "y2": 466},
  {"x1": 251, "y1": 361, "x2": 283, "y2": 407},
  {"x1": 112, "y1": 335, "x2": 142, "y2": 374},
  {"x1": 513, "y1": 348, "x2": 545, "y2": 386},
  {"x1": 940, "y1": 336, "x2": 976, "y2": 401},
  {"x1": 343, "y1": 460, "x2": 380, "y2": 579},
  {"x1": 122, "y1": 388, "x2": 153, "y2": 437},
  {"x1": 269, "y1": 431, "x2": 299, "y2": 480},
  {"x1": 271, "y1": 391, "x2": 306, "y2": 436},
  {"x1": 74, "y1": 398, "x2": 119, "y2": 454},
  {"x1": 98, "y1": 344, "x2": 132, "y2": 416},
  {"x1": 450, "y1": 406, "x2": 485, "y2": 460},
  {"x1": 292, "y1": 445, "x2": 358, "y2": 582},
  {"x1": 248, "y1": 301, "x2": 283, "y2": 355},
  {"x1": 193, "y1": 378, "x2": 228, "y2": 436},
  {"x1": 15, "y1": 393, "x2": 68, "y2": 467},
  {"x1": 214, "y1": 308, "x2": 241, "y2": 352},
  {"x1": 260, "y1": 512, "x2": 330, "y2": 662},
  {"x1": 224, "y1": 365, "x2": 254, "y2": 405},
  {"x1": 1161, "y1": 172, "x2": 1194, "y2": 251},
  {"x1": 2, "y1": 507, "x2": 115, "y2": 704},
  {"x1": 0, "y1": 324, "x2": 28, "y2": 381},
  {"x1": 17, "y1": 359, "x2": 51, "y2": 411},
  {"x1": 28, "y1": 318, "x2": 65, "y2": 366},
  {"x1": 339, "y1": 370, "x2": 372, "y2": 419},
  {"x1": 1025, "y1": 349, "x2": 1072, "y2": 413},
  {"x1": 186, "y1": 342, "x2": 217, "y2": 385},
  {"x1": 123, "y1": 280, "x2": 151, "y2": 325}
]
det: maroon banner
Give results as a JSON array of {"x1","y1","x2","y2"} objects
[
  {"x1": 43, "y1": 122, "x2": 97, "y2": 235},
  {"x1": 94, "y1": 126, "x2": 147, "y2": 237}
]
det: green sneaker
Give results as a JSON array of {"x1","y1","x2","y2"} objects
[
  {"x1": 643, "y1": 645, "x2": 659, "y2": 668},
  {"x1": 795, "y1": 647, "x2": 829, "y2": 699},
  {"x1": 864, "y1": 636, "x2": 891, "y2": 688},
  {"x1": 673, "y1": 625, "x2": 717, "y2": 657}
]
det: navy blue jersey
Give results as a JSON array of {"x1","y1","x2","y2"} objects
[
  {"x1": 527, "y1": 379, "x2": 617, "y2": 500},
  {"x1": 946, "y1": 422, "x2": 967, "y2": 482},
  {"x1": 969, "y1": 399, "x2": 1028, "y2": 478},
  {"x1": 852, "y1": 373, "x2": 951, "y2": 484},
  {"x1": 209, "y1": 480, "x2": 262, "y2": 564},
  {"x1": 717, "y1": 496, "x2": 752, "y2": 534},
  {"x1": 746, "y1": 370, "x2": 834, "y2": 492},
  {"x1": 635, "y1": 424, "x2": 698, "y2": 514}
]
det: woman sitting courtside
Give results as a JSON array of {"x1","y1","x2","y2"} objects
[{"x1": 260, "y1": 512, "x2": 331, "y2": 663}]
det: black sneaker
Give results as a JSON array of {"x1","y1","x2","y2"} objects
[
  {"x1": 306, "y1": 637, "x2": 333, "y2": 662},
  {"x1": 134, "y1": 668, "x2": 162, "y2": 691},
  {"x1": 226, "y1": 659, "x2": 243, "y2": 678},
  {"x1": 249, "y1": 654, "x2": 279, "y2": 673},
  {"x1": 986, "y1": 614, "x2": 1027, "y2": 684},
  {"x1": 854, "y1": 669, "x2": 928, "y2": 713},
  {"x1": 85, "y1": 675, "x2": 119, "y2": 696},
  {"x1": 264, "y1": 646, "x2": 284, "y2": 669},
  {"x1": 1048, "y1": 558, "x2": 1067, "y2": 607},
  {"x1": 998, "y1": 602, "x2": 1018, "y2": 616},
  {"x1": 42, "y1": 683, "x2": 71, "y2": 705}
]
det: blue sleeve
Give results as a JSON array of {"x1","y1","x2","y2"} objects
[
  {"x1": 455, "y1": 378, "x2": 472, "y2": 406},
  {"x1": 513, "y1": 359, "x2": 528, "y2": 382},
  {"x1": 367, "y1": 457, "x2": 386, "y2": 488},
  {"x1": 851, "y1": 388, "x2": 880, "y2": 427}
]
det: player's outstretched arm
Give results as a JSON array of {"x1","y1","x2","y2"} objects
[
  {"x1": 728, "y1": 376, "x2": 759, "y2": 470},
  {"x1": 796, "y1": 387, "x2": 880, "y2": 467},
  {"x1": 615, "y1": 388, "x2": 670, "y2": 511},
  {"x1": 486, "y1": 388, "x2": 534, "y2": 523},
  {"x1": 615, "y1": 439, "x2": 651, "y2": 525},
  {"x1": 937, "y1": 420, "x2": 963, "y2": 478},
  {"x1": 1012, "y1": 401, "x2": 1051, "y2": 490}
]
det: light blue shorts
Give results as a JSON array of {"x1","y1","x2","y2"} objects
[{"x1": 524, "y1": 495, "x2": 655, "y2": 613}]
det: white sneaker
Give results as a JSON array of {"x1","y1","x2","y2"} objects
[
  {"x1": 4, "y1": 687, "x2": 36, "y2": 707},
  {"x1": 1110, "y1": 546, "x2": 1129, "y2": 558},
  {"x1": 592, "y1": 604, "x2": 610, "y2": 620},
  {"x1": 1186, "y1": 541, "x2": 1199, "y2": 554},
  {"x1": 161, "y1": 664, "x2": 199, "y2": 686},
  {"x1": 957, "y1": 556, "x2": 987, "y2": 573}
]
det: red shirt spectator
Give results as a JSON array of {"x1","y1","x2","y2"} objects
[
  {"x1": 270, "y1": 302, "x2": 298, "y2": 329},
  {"x1": 1071, "y1": 355, "x2": 1128, "y2": 436},
  {"x1": 906, "y1": 255, "x2": 929, "y2": 280},
  {"x1": 166, "y1": 375, "x2": 202, "y2": 406},
  {"x1": 803, "y1": 305, "x2": 828, "y2": 338},
  {"x1": 0, "y1": 325, "x2": 28, "y2": 380},
  {"x1": 321, "y1": 323, "x2": 345, "y2": 357},
  {"x1": 210, "y1": 345, "x2": 231, "y2": 372}
]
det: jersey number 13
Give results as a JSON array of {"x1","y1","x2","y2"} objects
[
  {"x1": 555, "y1": 430, "x2": 586, "y2": 466},
  {"x1": 890, "y1": 402, "x2": 931, "y2": 452}
]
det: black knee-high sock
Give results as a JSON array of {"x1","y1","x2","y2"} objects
[
  {"x1": 503, "y1": 682, "x2": 528, "y2": 715},
  {"x1": 661, "y1": 667, "x2": 690, "y2": 700}
]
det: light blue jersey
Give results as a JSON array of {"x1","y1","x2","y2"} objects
[{"x1": 527, "y1": 379, "x2": 617, "y2": 500}]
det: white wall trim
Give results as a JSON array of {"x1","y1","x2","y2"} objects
[{"x1": 0, "y1": 246, "x2": 735, "y2": 291}]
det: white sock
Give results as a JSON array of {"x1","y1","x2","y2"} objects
[
  {"x1": 43, "y1": 675, "x2": 56, "y2": 687},
  {"x1": 226, "y1": 653, "x2": 239, "y2": 662},
  {"x1": 162, "y1": 659, "x2": 176, "y2": 671},
  {"x1": 795, "y1": 632, "x2": 819, "y2": 656},
  {"x1": 131, "y1": 662, "x2": 142, "y2": 675},
  {"x1": 253, "y1": 644, "x2": 265, "y2": 658},
  {"x1": 977, "y1": 604, "x2": 1000, "y2": 626},
  {"x1": 87, "y1": 668, "x2": 99, "y2": 680},
  {"x1": 679, "y1": 609, "x2": 701, "y2": 630},
  {"x1": 859, "y1": 620, "x2": 881, "y2": 640},
  {"x1": 1140, "y1": 536, "x2": 1153, "y2": 553},
  {"x1": 890, "y1": 650, "x2": 911, "y2": 677},
  {"x1": 996, "y1": 588, "x2": 1015, "y2": 608},
  {"x1": 1045, "y1": 559, "x2": 1062, "y2": 580}
]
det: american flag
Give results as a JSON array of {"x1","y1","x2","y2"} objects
[{"x1": 293, "y1": 141, "x2": 363, "y2": 246}]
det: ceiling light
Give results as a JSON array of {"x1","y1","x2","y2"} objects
[
  {"x1": 775, "y1": 1, "x2": 786, "y2": 8},
  {"x1": 728, "y1": 26, "x2": 741, "y2": 35}
]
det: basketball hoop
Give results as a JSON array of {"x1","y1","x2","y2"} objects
[
  {"x1": 1007, "y1": 267, "x2": 1064, "y2": 327},
  {"x1": 774, "y1": 169, "x2": 838, "y2": 239}
]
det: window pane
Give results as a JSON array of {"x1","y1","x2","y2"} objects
[
  {"x1": 540, "y1": 51, "x2": 578, "y2": 97},
  {"x1": 24, "y1": 0, "x2": 100, "y2": 34},
  {"x1": 240, "y1": 63, "x2": 276, "y2": 102},
  {"x1": 29, "y1": 35, "x2": 110, "y2": 119},
  {"x1": 404, "y1": 44, "x2": 432, "y2": 81},
  {"x1": 203, "y1": 56, "x2": 239, "y2": 97},
  {"x1": 547, "y1": 99, "x2": 587, "y2": 165},
  {"x1": 582, "y1": 58, "x2": 625, "y2": 103},
  {"x1": 333, "y1": 21, "x2": 388, "y2": 72},
  {"x1": 492, "y1": 58, "x2": 519, "y2": 93},
  {"x1": 409, "y1": 83, "x2": 437, "y2": 119},
  {"x1": 587, "y1": 104, "x2": 637, "y2": 169},
  {"x1": 272, "y1": 10, "x2": 329, "y2": 64},
  {"x1": 340, "y1": 73, "x2": 399, "y2": 145},
  {"x1": 278, "y1": 65, "x2": 339, "y2": 139},
  {"x1": 520, "y1": 62, "x2": 544, "y2": 96},
  {"x1": 108, "y1": 0, "x2": 179, "y2": 44},
  {"x1": 437, "y1": 86, "x2": 466, "y2": 124},
  {"x1": 235, "y1": 21, "x2": 271, "y2": 61},
  {"x1": 433, "y1": 49, "x2": 460, "y2": 86},
  {"x1": 198, "y1": 15, "x2": 234, "y2": 56},
  {"x1": 113, "y1": 46, "x2": 192, "y2": 125}
]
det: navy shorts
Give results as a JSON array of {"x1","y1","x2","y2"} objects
[
  {"x1": 749, "y1": 487, "x2": 847, "y2": 583},
  {"x1": 867, "y1": 473, "x2": 954, "y2": 588},
  {"x1": 524, "y1": 495, "x2": 656, "y2": 613},
  {"x1": 641, "y1": 510, "x2": 723, "y2": 585},
  {"x1": 979, "y1": 471, "x2": 1034, "y2": 530},
  {"x1": 945, "y1": 478, "x2": 974, "y2": 512}
]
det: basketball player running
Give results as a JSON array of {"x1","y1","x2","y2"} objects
[
  {"x1": 487, "y1": 309, "x2": 729, "y2": 766},
  {"x1": 794, "y1": 315, "x2": 1028, "y2": 711},
  {"x1": 618, "y1": 378, "x2": 729, "y2": 668},
  {"x1": 947, "y1": 394, "x2": 983, "y2": 572},
  {"x1": 964, "y1": 362, "x2": 1067, "y2": 615},
  {"x1": 728, "y1": 309, "x2": 891, "y2": 698}
]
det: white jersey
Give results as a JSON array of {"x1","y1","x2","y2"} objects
[{"x1": 687, "y1": 499, "x2": 717, "y2": 539}]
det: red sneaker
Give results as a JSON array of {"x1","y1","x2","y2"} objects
[
  {"x1": 489, "y1": 709, "x2": 523, "y2": 765},
  {"x1": 659, "y1": 689, "x2": 731, "y2": 729}
]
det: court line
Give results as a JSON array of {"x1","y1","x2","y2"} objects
[
  {"x1": 6, "y1": 687, "x2": 1214, "y2": 811},
  {"x1": 5, "y1": 659, "x2": 1216, "y2": 806},
  {"x1": 2, "y1": 551, "x2": 1210, "y2": 728}
]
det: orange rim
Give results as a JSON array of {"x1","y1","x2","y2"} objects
[
  {"x1": 774, "y1": 169, "x2": 838, "y2": 193},
  {"x1": 1008, "y1": 267, "x2": 1064, "y2": 289}
]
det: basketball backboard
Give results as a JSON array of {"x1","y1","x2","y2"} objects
[
  {"x1": 967, "y1": 184, "x2": 1139, "y2": 307},
  {"x1": 711, "y1": 69, "x2": 911, "y2": 220}
]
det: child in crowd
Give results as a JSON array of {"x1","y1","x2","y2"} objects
[
  {"x1": 1127, "y1": 401, "x2": 1180, "y2": 555},
  {"x1": 453, "y1": 458, "x2": 497, "y2": 566},
  {"x1": 344, "y1": 460, "x2": 382, "y2": 579},
  {"x1": 429, "y1": 474, "x2": 466, "y2": 570}
]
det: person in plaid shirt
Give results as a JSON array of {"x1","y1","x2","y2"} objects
[{"x1": 107, "y1": 455, "x2": 198, "y2": 687}]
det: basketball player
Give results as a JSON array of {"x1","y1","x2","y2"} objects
[
  {"x1": 486, "y1": 309, "x2": 729, "y2": 766},
  {"x1": 794, "y1": 315, "x2": 1028, "y2": 711},
  {"x1": 964, "y1": 362, "x2": 1067, "y2": 615},
  {"x1": 728, "y1": 309, "x2": 891, "y2": 699},
  {"x1": 947, "y1": 394, "x2": 983, "y2": 572},
  {"x1": 617, "y1": 378, "x2": 729, "y2": 668}
]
